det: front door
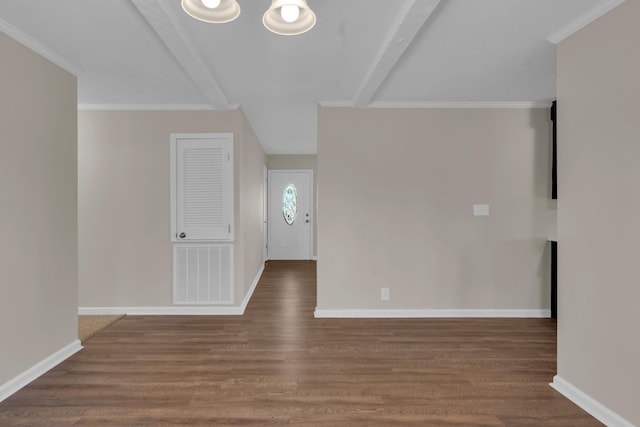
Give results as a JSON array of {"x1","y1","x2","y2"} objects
[{"x1": 268, "y1": 170, "x2": 312, "y2": 260}]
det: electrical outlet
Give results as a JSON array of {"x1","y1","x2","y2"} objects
[{"x1": 380, "y1": 288, "x2": 390, "y2": 301}]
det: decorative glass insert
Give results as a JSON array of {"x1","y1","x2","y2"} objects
[{"x1": 282, "y1": 183, "x2": 298, "y2": 225}]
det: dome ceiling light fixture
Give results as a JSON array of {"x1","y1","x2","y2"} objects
[
  {"x1": 181, "y1": 0, "x2": 241, "y2": 24},
  {"x1": 263, "y1": 0, "x2": 316, "y2": 36},
  {"x1": 181, "y1": 0, "x2": 316, "y2": 36}
]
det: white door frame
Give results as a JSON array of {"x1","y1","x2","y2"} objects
[{"x1": 268, "y1": 169, "x2": 313, "y2": 260}]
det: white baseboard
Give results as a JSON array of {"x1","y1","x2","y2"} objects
[
  {"x1": 78, "y1": 306, "x2": 244, "y2": 315},
  {"x1": 550, "y1": 375, "x2": 634, "y2": 427},
  {"x1": 314, "y1": 308, "x2": 551, "y2": 318},
  {"x1": 0, "y1": 339, "x2": 82, "y2": 403},
  {"x1": 239, "y1": 263, "x2": 265, "y2": 314},
  {"x1": 79, "y1": 264, "x2": 265, "y2": 316}
]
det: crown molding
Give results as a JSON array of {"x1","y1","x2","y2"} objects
[
  {"x1": 317, "y1": 100, "x2": 354, "y2": 108},
  {"x1": 87, "y1": 101, "x2": 549, "y2": 111},
  {"x1": 369, "y1": 101, "x2": 551, "y2": 109},
  {"x1": 78, "y1": 103, "x2": 239, "y2": 111},
  {"x1": 318, "y1": 101, "x2": 551, "y2": 109},
  {"x1": 0, "y1": 17, "x2": 81, "y2": 76},
  {"x1": 546, "y1": 0, "x2": 626, "y2": 44}
]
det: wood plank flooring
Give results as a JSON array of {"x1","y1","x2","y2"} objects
[{"x1": 0, "y1": 261, "x2": 600, "y2": 426}]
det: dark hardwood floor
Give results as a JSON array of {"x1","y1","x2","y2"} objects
[{"x1": 0, "y1": 261, "x2": 600, "y2": 426}]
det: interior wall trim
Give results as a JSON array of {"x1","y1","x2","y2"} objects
[
  {"x1": 239, "y1": 263, "x2": 265, "y2": 314},
  {"x1": 318, "y1": 101, "x2": 551, "y2": 109},
  {"x1": 78, "y1": 306, "x2": 244, "y2": 315},
  {"x1": 313, "y1": 309, "x2": 551, "y2": 318},
  {"x1": 317, "y1": 101, "x2": 353, "y2": 108},
  {"x1": 550, "y1": 375, "x2": 635, "y2": 427},
  {"x1": 0, "y1": 17, "x2": 80, "y2": 76},
  {"x1": 79, "y1": 264, "x2": 265, "y2": 316},
  {"x1": 0, "y1": 340, "x2": 82, "y2": 403},
  {"x1": 546, "y1": 0, "x2": 626, "y2": 44},
  {"x1": 368, "y1": 101, "x2": 551, "y2": 109},
  {"x1": 78, "y1": 103, "x2": 240, "y2": 111}
]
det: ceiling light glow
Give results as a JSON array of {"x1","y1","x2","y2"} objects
[
  {"x1": 280, "y1": 5, "x2": 300, "y2": 23},
  {"x1": 201, "y1": 0, "x2": 221, "y2": 8}
]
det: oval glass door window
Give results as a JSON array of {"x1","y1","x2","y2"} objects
[{"x1": 282, "y1": 183, "x2": 298, "y2": 225}]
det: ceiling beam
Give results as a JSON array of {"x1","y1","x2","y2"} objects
[
  {"x1": 352, "y1": 0, "x2": 440, "y2": 108},
  {"x1": 130, "y1": 0, "x2": 232, "y2": 109}
]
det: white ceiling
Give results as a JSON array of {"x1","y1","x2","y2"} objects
[{"x1": 0, "y1": 0, "x2": 615, "y2": 154}]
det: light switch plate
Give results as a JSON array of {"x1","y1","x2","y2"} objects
[{"x1": 473, "y1": 204, "x2": 490, "y2": 216}]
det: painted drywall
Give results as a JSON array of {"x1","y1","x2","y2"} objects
[
  {"x1": 0, "y1": 33, "x2": 78, "y2": 383},
  {"x1": 266, "y1": 155, "x2": 318, "y2": 257},
  {"x1": 557, "y1": 0, "x2": 640, "y2": 424},
  {"x1": 237, "y1": 110, "x2": 268, "y2": 296},
  {"x1": 317, "y1": 107, "x2": 556, "y2": 311},
  {"x1": 78, "y1": 109, "x2": 265, "y2": 309}
]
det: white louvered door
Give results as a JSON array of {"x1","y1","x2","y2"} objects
[
  {"x1": 172, "y1": 134, "x2": 233, "y2": 241},
  {"x1": 171, "y1": 134, "x2": 234, "y2": 306}
]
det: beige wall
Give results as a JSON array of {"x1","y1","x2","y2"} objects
[
  {"x1": 78, "y1": 109, "x2": 265, "y2": 308},
  {"x1": 267, "y1": 155, "x2": 318, "y2": 257},
  {"x1": 0, "y1": 33, "x2": 78, "y2": 383},
  {"x1": 237, "y1": 111, "x2": 268, "y2": 296},
  {"x1": 557, "y1": 1, "x2": 640, "y2": 424},
  {"x1": 317, "y1": 107, "x2": 556, "y2": 310}
]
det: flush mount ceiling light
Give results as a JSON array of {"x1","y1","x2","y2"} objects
[
  {"x1": 263, "y1": 0, "x2": 316, "y2": 35},
  {"x1": 181, "y1": 0, "x2": 316, "y2": 36},
  {"x1": 181, "y1": 0, "x2": 241, "y2": 24}
]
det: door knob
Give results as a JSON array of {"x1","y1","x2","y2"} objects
[{"x1": 179, "y1": 232, "x2": 186, "y2": 239}]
